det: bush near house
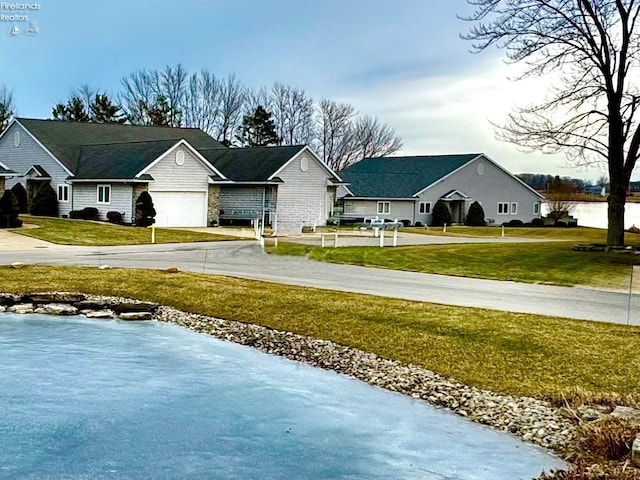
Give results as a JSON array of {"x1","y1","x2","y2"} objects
[
  {"x1": 107, "y1": 211, "x2": 124, "y2": 224},
  {"x1": 30, "y1": 183, "x2": 58, "y2": 217},
  {"x1": 0, "y1": 190, "x2": 22, "y2": 228},
  {"x1": 69, "y1": 207, "x2": 100, "y2": 220},
  {"x1": 430, "y1": 199, "x2": 452, "y2": 227},
  {"x1": 464, "y1": 201, "x2": 486, "y2": 226},
  {"x1": 135, "y1": 191, "x2": 156, "y2": 227},
  {"x1": 10, "y1": 183, "x2": 28, "y2": 214}
]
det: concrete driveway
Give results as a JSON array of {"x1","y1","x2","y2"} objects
[{"x1": 0, "y1": 227, "x2": 60, "y2": 250}]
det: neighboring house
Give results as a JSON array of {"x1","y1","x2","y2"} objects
[
  {"x1": 201, "y1": 145, "x2": 346, "y2": 234},
  {"x1": 0, "y1": 118, "x2": 344, "y2": 232},
  {"x1": 338, "y1": 154, "x2": 545, "y2": 225}
]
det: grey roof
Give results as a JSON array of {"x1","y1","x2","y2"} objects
[
  {"x1": 16, "y1": 118, "x2": 225, "y2": 174},
  {"x1": 200, "y1": 145, "x2": 306, "y2": 182},
  {"x1": 340, "y1": 154, "x2": 480, "y2": 198},
  {"x1": 25, "y1": 165, "x2": 51, "y2": 178},
  {"x1": 73, "y1": 140, "x2": 179, "y2": 180}
]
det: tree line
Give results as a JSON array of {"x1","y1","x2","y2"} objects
[{"x1": 1, "y1": 65, "x2": 403, "y2": 171}]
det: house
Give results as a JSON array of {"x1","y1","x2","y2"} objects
[
  {"x1": 338, "y1": 153, "x2": 545, "y2": 225},
  {"x1": 0, "y1": 118, "x2": 344, "y2": 233},
  {"x1": 201, "y1": 145, "x2": 345, "y2": 234}
]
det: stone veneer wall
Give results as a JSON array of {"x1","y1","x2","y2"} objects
[
  {"x1": 0, "y1": 177, "x2": 5, "y2": 198},
  {"x1": 208, "y1": 185, "x2": 220, "y2": 226},
  {"x1": 131, "y1": 184, "x2": 149, "y2": 223}
]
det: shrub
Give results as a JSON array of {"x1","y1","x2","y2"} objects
[
  {"x1": 400, "y1": 219, "x2": 411, "y2": 227},
  {"x1": 464, "y1": 201, "x2": 486, "y2": 226},
  {"x1": 135, "y1": 191, "x2": 156, "y2": 227},
  {"x1": 10, "y1": 183, "x2": 28, "y2": 213},
  {"x1": 0, "y1": 190, "x2": 22, "y2": 228},
  {"x1": 502, "y1": 219, "x2": 525, "y2": 227},
  {"x1": 555, "y1": 220, "x2": 568, "y2": 227},
  {"x1": 628, "y1": 225, "x2": 640, "y2": 234},
  {"x1": 414, "y1": 222, "x2": 423, "y2": 227},
  {"x1": 30, "y1": 183, "x2": 58, "y2": 217},
  {"x1": 430, "y1": 200, "x2": 452, "y2": 227},
  {"x1": 531, "y1": 218, "x2": 544, "y2": 227},
  {"x1": 106, "y1": 211, "x2": 124, "y2": 224},
  {"x1": 69, "y1": 207, "x2": 99, "y2": 220}
]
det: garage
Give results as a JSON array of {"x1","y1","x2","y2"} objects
[{"x1": 149, "y1": 191, "x2": 207, "y2": 227}]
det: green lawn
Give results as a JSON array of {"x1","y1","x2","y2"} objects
[
  {"x1": 272, "y1": 228, "x2": 640, "y2": 289},
  {"x1": 1, "y1": 265, "x2": 638, "y2": 406},
  {"x1": 400, "y1": 225, "x2": 613, "y2": 242},
  {"x1": 12, "y1": 216, "x2": 243, "y2": 246}
]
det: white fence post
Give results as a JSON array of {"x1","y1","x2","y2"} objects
[
  {"x1": 393, "y1": 227, "x2": 398, "y2": 247},
  {"x1": 379, "y1": 229, "x2": 385, "y2": 248}
]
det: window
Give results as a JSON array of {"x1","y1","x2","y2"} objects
[
  {"x1": 57, "y1": 184, "x2": 69, "y2": 203},
  {"x1": 13, "y1": 131, "x2": 20, "y2": 148},
  {"x1": 533, "y1": 203, "x2": 540, "y2": 215},
  {"x1": 497, "y1": 202, "x2": 509, "y2": 214},
  {"x1": 97, "y1": 184, "x2": 111, "y2": 204},
  {"x1": 377, "y1": 201, "x2": 390, "y2": 215},
  {"x1": 510, "y1": 202, "x2": 518, "y2": 215},
  {"x1": 419, "y1": 202, "x2": 431, "y2": 214},
  {"x1": 300, "y1": 157, "x2": 309, "y2": 172}
]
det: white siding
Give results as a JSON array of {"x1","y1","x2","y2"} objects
[
  {"x1": 72, "y1": 183, "x2": 133, "y2": 221},
  {"x1": 146, "y1": 146, "x2": 210, "y2": 192},
  {"x1": 417, "y1": 157, "x2": 542, "y2": 225},
  {"x1": 275, "y1": 153, "x2": 333, "y2": 234},
  {"x1": 0, "y1": 122, "x2": 73, "y2": 216}
]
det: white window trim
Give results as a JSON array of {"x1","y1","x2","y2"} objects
[
  {"x1": 377, "y1": 201, "x2": 390, "y2": 215},
  {"x1": 497, "y1": 202, "x2": 509, "y2": 215},
  {"x1": 57, "y1": 184, "x2": 69, "y2": 203},
  {"x1": 419, "y1": 201, "x2": 431, "y2": 214},
  {"x1": 510, "y1": 202, "x2": 518, "y2": 215},
  {"x1": 97, "y1": 184, "x2": 111, "y2": 205}
]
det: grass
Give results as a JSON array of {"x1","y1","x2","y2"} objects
[
  {"x1": 272, "y1": 228, "x2": 640, "y2": 289},
  {"x1": 12, "y1": 216, "x2": 243, "y2": 246},
  {"x1": 1, "y1": 265, "x2": 639, "y2": 405},
  {"x1": 398, "y1": 225, "x2": 615, "y2": 242}
]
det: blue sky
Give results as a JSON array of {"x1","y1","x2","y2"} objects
[{"x1": 0, "y1": 0, "x2": 616, "y2": 181}]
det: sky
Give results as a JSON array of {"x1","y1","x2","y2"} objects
[{"x1": 0, "y1": 0, "x2": 621, "y2": 182}]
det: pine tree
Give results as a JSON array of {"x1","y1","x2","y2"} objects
[
  {"x1": 30, "y1": 183, "x2": 58, "y2": 217},
  {"x1": 90, "y1": 94, "x2": 126, "y2": 123},
  {"x1": 0, "y1": 189, "x2": 21, "y2": 227},
  {"x1": 52, "y1": 96, "x2": 90, "y2": 122},
  {"x1": 236, "y1": 105, "x2": 281, "y2": 147},
  {"x1": 464, "y1": 201, "x2": 486, "y2": 226},
  {"x1": 10, "y1": 182, "x2": 27, "y2": 213},
  {"x1": 431, "y1": 200, "x2": 452, "y2": 227},
  {"x1": 135, "y1": 191, "x2": 157, "y2": 227}
]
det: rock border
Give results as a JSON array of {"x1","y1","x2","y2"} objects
[{"x1": 1, "y1": 291, "x2": 576, "y2": 454}]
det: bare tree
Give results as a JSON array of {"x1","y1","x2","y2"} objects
[
  {"x1": 352, "y1": 115, "x2": 402, "y2": 159},
  {"x1": 463, "y1": 0, "x2": 640, "y2": 246},
  {"x1": 120, "y1": 69, "x2": 157, "y2": 125},
  {"x1": 216, "y1": 74, "x2": 245, "y2": 146},
  {"x1": 314, "y1": 99, "x2": 357, "y2": 171},
  {"x1": 183, "y1": 69, "x2": 222, "y2": 135},
  {"x1": 0, "y1": 84, "x2": 15, "y2": 133},
  {"x1": 158, "y1": 64, "x2": 187, "y2": 127},
  {"x1": 270, "y1": 83, "x2": 315, "y2": 146}
]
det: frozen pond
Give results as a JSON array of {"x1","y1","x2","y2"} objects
[
  {"x1": 0, "y1": 314, "x2": 567, "y2": 479},
  {"x1": 543, "y1": 201, "x2": 640, "y2": 229}
]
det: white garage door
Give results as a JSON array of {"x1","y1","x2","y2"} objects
[{"x1": 150, "y1": 191, "x2": 207, "y2": 227}]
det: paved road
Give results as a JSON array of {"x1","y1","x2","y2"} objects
[{"x1": 1, "y1": 239, "x2": 638, "y2": 326}]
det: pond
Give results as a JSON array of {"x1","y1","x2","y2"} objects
[{"x1": 0, "y1": 314, "x2": 567, "y2": 479}]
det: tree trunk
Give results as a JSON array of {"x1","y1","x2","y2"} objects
[{"x1": 606, "y1": 183, "x2": 626, "y2": 246}]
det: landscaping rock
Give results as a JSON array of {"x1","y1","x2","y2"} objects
[
  {"x1": 7, "y1": 303, "x2": 34, "y2": 314},
  {"x1": 632, "y1": 435, "x2": 640, "y2": 468},
  {"x1": 0, "y1": 293, "x2": 21, "y2": 306},
  {"x1": 610, "y1": 406, "x2": 640, "y2": 423},
  {"x1": 34, "y1": 303, "x2": 78, "y2": 316},
  {"x1": 114, "y1": 302, "x2": 159, "y2": 314},
  {"x1": 98, "y1": 265, "x2": 112, "y2": 270},
  {"x1": 10, "y1": 262, "x2": 25, "y2": 269},
  {"x1": 165, "y1": 267, "x2": 179, "y2": 273},
  {"x1": 27, "y1": 293, "x2": 86, "y2": 304},
  {"x1": 118, "y1": 312, "x2": 153, "y2": 321},
  {"x1": 73, "y1": 299, "x2": 118, "y2": 311},
  {"x1": 84, "y1": 309, "x2": 115, "y2": 319},
  {"x1": 0, "y1": 306, "x2": 5, "y2": 313}
]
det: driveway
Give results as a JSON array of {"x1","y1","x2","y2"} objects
[
  {"x1": 0, "y1": 227, "x2": 60, "y2": 250},
  {"x1": 1, "y1": 234, "x2": 638, "y2": 326}
]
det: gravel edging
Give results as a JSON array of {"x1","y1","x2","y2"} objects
[{"x1": 1, "y1": 292, "x2": 577, "y2": 456}]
